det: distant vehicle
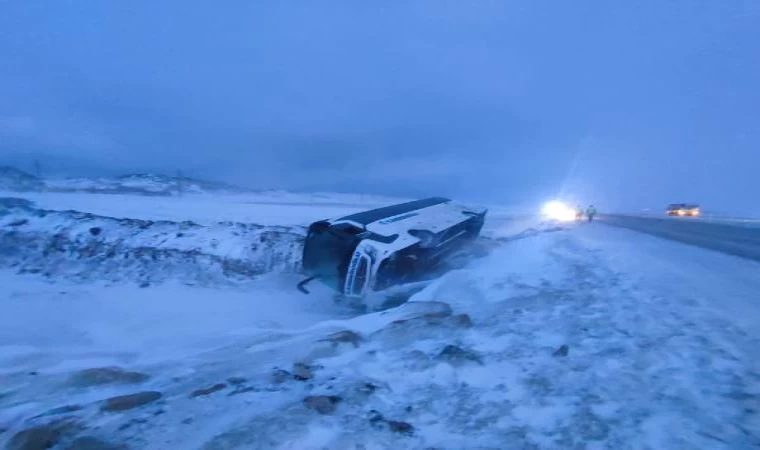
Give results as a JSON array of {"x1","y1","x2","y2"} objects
[
  {"x1": 667, "y1": 203, "x2": 700, "y2": 217},
  {"x1": 298, "y1": 197, "x2": 487, "y2": 297}
]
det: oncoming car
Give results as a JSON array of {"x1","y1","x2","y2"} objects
[
  {"x1": 298, "y1": 197, "x2": 487, "y2": 297},
  {"x1": 667, "y1": 203, "x2": 701, "y2": 217}
]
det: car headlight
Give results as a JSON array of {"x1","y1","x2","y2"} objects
[{"x1": 541, "y1": 201, "x2": 576, "y2": 222}]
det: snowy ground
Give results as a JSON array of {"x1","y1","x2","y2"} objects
[{"x1": 1, "y1": 194, "x2": 758, "y2": 449}]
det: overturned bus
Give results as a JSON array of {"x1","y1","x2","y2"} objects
[{"x1": 298, "y1": 197, "x2": 487, "y2": 297}]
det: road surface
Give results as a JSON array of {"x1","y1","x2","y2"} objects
[{"x1": 599, "y1": 214, "x2": 760, "y2": 262}]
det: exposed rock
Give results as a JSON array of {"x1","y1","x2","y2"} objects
[
  {"x1": 387, "y1": 420, "x2": 415, "y2": 435},
  {"x1": 7, "y1": 219, "x2": 29, "y2": 227},
  {"x1": 118, "y1": 418, "x2": 147, "y2": 431},
  {"x1": 6, "y1": 419, "x2": 80, "y2": 450},
  {"x1": 181, "y1": 418, "x2": 194, "y2": 425},
  {"x1": 6, "y1": 426, "x2": 59, "y2": 450},
  {"x1": 384, "y1": 317, "x2": 419, "y2": 330},
  {"x1": 553, "y1": 345, "x2": 569, "y2": 357},
  {"x1": 66, "y1": 436, "x2": 127, "y2": 450},
  {"x1": 271, "y1": 368, "x2": 291, "y2": 384},
  {"x1": 435, "y1": 345, "x2": 483, "y2": 366},
  {"x1": 303, "y1": 395, "x2": 342, "y2": 415},
  {"x1": 374, "y1": 302, "x2": 455, "y2": 336},
  {"x1": 68, "y1": 367, "x2": 149, "y2": 387},
  {"x1": 368, "y1": 410, "x2": 385, "y2": 428},
  {"x1": 88, "y1": 227, "x2": 102, "y2": 236},
  {"x1": 190, "y1": 383, "x2": 227, "y2": 398},
  {"x1": 228, "y1": 386, "x2": 257, "y2": 396},
  {"x1": 320, "y1": 330, "x2": 364, "y2": 348},
  {"x1": 100, "y1": 391, "x2": 162, "y2": 412},
  {"x1": 227, "y1": 377, "x2": 247, "y2": 386},
  {"x1": 364, "y1": 409, "x2": 414, "y2": 435},
  {"x1": 292, "y1": 362, "x2": 314, "y2": 381}
]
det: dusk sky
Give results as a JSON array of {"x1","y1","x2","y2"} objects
[{"x1": 1, "y1": 1, "x2": 759, "y2": 211}]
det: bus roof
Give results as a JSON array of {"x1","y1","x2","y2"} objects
[{"x1": 338, "y1": 197, "x2": 451, "y2": 226}]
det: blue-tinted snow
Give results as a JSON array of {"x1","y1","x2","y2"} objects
[{"x1": 0, "y1": 197, "x2": 758, "y2": 449}]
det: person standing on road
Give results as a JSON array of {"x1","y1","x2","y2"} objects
[
  {"x1": 575, "y1": 205, "x2": 584, "y2": 221},
  {"x1": 586, "y1": 205, "x2": 597, "y2": 222}
]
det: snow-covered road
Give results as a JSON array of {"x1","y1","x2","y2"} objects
[{"x1": 2, "y1": 216, "x2": 758, "y2": 449}]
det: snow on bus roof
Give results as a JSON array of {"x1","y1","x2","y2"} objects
[{"x1": 337, "y1": 197, "x2": 451, "y2": 226}]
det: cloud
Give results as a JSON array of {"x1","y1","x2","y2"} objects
[
  {"x1": 0, "y1": 115, "x2": 123, "y2": 159},
  {"x1": 0, "y1": 116, "x2": 35, "y2": 136},
  {"x1": 0, "y1": 0, "x2": 758, "y2": 210}
]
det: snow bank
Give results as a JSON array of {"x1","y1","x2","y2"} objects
[{"x1": 0, "y1": 197, "x2": 305, "y2": 286}]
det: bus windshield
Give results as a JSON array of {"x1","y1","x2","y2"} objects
[{"x1": 302, "y1": 225, "x2": 359, "y2": 292}]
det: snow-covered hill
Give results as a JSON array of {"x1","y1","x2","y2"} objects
[
  {"x1": 0, "y1": 167, "x2": 45, "y2": 192},
  {"x1": 44, "y1": 173, "x2": 247, "y2": 196},
  {"x1": 0, "y1": 166, "x2": 248, "y2": 196},
  {"x1": 0, "y1": 166, "x2": 415, "y2": 205}
]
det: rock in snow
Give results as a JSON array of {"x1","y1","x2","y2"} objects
[
  {"x1": 190, "y1": 383, "x2": 227, "y2": 398},
  {"x1": 6, "y1": 419, "x2": 81, "y2": 450},
  {"x1": 68, "y1": 367, "x2": 150, "y2": 387},
  {"x1": 435, "y1": 344, "x2": 484, "y2": 366},
  {"x1": 100, "y1": 391, "x2": 162, "y2": 412},
  {"x1": 6, "y1": 426, "x2": 60, "y2": 450},
  {"x1": 387, "y1": 420, "x2": 415, "y2": 435},
  {"x1": 320, "y1": 330, "x2": 364, "y2": 348},
  {"x1": 292, "y1": 362, "x2": 315, "y2": 381},
  {"x1": 303, "y1": 395, "x2": 342, "y2": 415}
]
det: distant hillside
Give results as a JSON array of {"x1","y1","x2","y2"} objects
[
  {"x1": 44, "y1": 173, "x2": 248, "y2": 196},
  {"x1": 0, "y1": 166, "x2": 248, "y2": 196},
  {"x1": 0, "y1": 166, "x2": 45, "y2": 191}
]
